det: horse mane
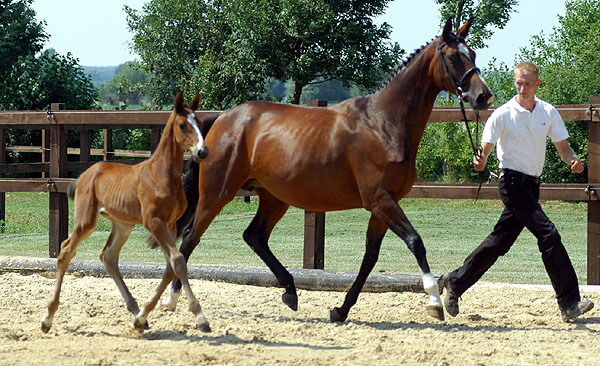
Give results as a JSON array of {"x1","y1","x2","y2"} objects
[{"x1": 371, "y1": 38, "x2": 436, "y2": 95}]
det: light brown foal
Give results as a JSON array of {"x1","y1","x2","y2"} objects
[{"x1": 41, "y1": 92, "x2": 211, "y2": 334}]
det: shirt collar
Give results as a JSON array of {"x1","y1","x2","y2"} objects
[{"x1": 510, "y1": 96, "x2": 540, "y2": 113}]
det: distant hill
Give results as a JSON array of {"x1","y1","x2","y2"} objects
[{"x1": 83, "y1": 66, "x2": 117, "y2": 86}]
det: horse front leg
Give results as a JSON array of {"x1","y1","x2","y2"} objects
[
  {"x1": 372, "y1": 195, "x2": 444, "y2": 321},
  {"x1": 243, "y1": 191, "x2": 297, "y2": 310},
  {"x1": 330, "y1": 213, "x2": 387, "y2": 322}
]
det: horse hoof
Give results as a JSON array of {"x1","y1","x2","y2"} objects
[
  {"x1": 330, "y1": 307, "x2": 347, "y2": 323},
  {"x1": 282, "y1": 293, "x2": 298, "y2": 311},
  {"x1": 199, "y1": 323, "x2": 212, "y2": 333},
  {"x1": 426, "y1": 304, "x2": 445, "y2": 321},
  {"x1": 41, "y1": 322, "x2": 50, "y2": 333}
]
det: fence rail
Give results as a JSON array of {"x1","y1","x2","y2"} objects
[{"x1": 1, "y1": 98, "x2": 599, "y2": 284}]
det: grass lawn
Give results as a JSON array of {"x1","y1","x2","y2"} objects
[{"x1": 0, "y1": 192, "x2": 589, "y2": 285}]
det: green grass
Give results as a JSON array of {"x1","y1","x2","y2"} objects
[{"x1": 0, "y1": 192, "x2": 589, "y2": 285}]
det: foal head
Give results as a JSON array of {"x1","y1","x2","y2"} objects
[
  {"x1": 434, "y1": 18, "x2": 494, "y2": 110},
  {"x1": 172, "y1": 91, "x2": 208, "y2": 162}
]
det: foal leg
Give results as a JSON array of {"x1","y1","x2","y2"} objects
[
  {"x1": 98, "y1": 219, "x2": 142, "y2": 322},
  {"x1": 137, "y1": 220, "x2": 210, "y2": 332},
  {"x1": 372, "y1": 195, "x2": 444, "y2": 321},
  {"x1": 242, "y1": 190, "x2": 297, "y2": 310},
  {"x1": 41, "y1": 214, "x2": 97, "y2": 332},
  {"x1": 330, "y1": 214, "x2": 387, "y2": 322},
  {"x1": 164, "y1": 195, "x2": 231, "y2": 310}
]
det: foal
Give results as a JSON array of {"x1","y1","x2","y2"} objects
[{"x1": 41, "y1": 92, "x2": 211, "y2": 333}]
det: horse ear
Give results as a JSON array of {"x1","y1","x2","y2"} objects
[
  {"x1": 189, "y1": 92, "x2": 200, "y2": 111},
  {"x1": 175, "y1": 91, "x2": 184, "y2": 113},
  {"x1": 441, "y1": 18, "x2": 453, "y2": 42},
  {"x1": 457, "y1": 18, "x2": 473, "y2": 38}
]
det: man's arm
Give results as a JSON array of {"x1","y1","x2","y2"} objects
[
  {"x1": 473, "y1": 142, "x2": 495, "y2": 172},
  {"x1": 554, "y1": 139, "x2": 584, "y2": 174}
]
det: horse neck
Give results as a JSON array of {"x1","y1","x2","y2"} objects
[
  {"x1": 372, "y1": 44, "x2": 441, "y2": 155},
  {"x1": 149, "y1": 114, "x2": 185, "y2": 177}
]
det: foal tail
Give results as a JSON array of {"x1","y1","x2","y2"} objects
[
  {"x1": 67, "y1": 178, "x2": 78, "y2": 200},
  {"x1": 147, "y1": 113, "x2": 218, "y2": 249}
]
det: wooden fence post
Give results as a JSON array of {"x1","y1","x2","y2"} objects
[
  {"x1": 303, "y1": 100, "x2": 328, "y2": 269},
  {"x1": 151, "y1": 128, "x2": 161, "y2": 154},
  {"x1": 48, "y1": 103, "x2": 68, "y2": 258},
  {"x1": 41, "y1": 129, "x2": 49, "y2": 178},
  {"x1": 103, "y1": 129, "x2": 114, "y2": 160},
  {"x1": 587, "y1": 96, "x2": 600, "y2": 285},
  {"x1": 79, "y1": 129, "x2": 91, "y2": 164}
]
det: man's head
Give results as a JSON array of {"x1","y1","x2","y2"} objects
[{"x1": 514, "y1": 62, "x2": 541, "y2": 102}]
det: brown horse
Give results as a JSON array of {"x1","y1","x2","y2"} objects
[
  {"x1": 41, "y1": 92, "x2": 212, "y2": 334},
  {"x1": 165, "y1": 18, "x2": 493, "y2": 322}
]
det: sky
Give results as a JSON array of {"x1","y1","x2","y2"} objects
[{"x1": 30, "y1": 0, "x2": 566, "y2": 68}]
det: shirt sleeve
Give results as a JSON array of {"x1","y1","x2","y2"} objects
[
  {"x1": 481, "y1": 109, "x2": 502, "y2": 144},
  {"x1": 548, "y1": 108, "x2": 570, "y2": 142}
]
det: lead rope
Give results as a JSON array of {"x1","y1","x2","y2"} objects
[{"x1": 458, "y1": 94, "x2": 484, "y2": 201}]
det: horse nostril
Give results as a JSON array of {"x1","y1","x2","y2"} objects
[{"x1": 476, "y1": 91, "x2": 494, "y2": 107}]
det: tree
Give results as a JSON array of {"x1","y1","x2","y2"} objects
[
  {"x1": 224, "y1": 0, "x2": 403, "y2": 104},
  {"x1": 1, "y1": 50, "x2": 97, "y2": 110},
  {"x1": 0, "y1": 0, "x2": 47, "y2": 80},
  {"x1": 126, "y1": 0, "x2": 402, "y2": 108},
  {"x1": 435, "y1": 0, "x2": 518, "y2": 49},
  {"x1": 98, "y1": 61, "x2": 150, "y2": 108}
]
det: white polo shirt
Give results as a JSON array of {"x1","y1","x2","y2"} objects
[{"x1": 481, "y1": 96, "x2": 569, "y2": 177}]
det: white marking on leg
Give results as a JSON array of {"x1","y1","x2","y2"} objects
[
  {"x1": 422, "y1": 272, "x2": 443, "y2": 308},
  {"x1": 163, "y1": 289, "x2": 181, "y2": 311}
]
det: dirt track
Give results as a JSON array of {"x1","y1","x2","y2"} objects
[{"x1": 0, "y1": 272, "x2": 598, "y2": 366}]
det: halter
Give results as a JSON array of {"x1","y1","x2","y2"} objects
[
  {"x1": 438, "y1": 36, "x2": 485, "y2": 200},
  {"x1": 437, "y1": 36, "x2": 481, "y2": 97}
]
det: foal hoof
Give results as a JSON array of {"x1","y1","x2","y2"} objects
[
  {"x1": 426, "y1": 304, "x2": 445, "y2": 321},
  {"x1": 330, "y1": 307, "x2": 347, "y2": 323},
  {"x1": 282, "y1": 293, "x2": 298, "y2": 311},
  {"x1": 41, "y1": 322, "x2": 51, "y2": 334},
  {"x1": 199, "y1": 323, "x2": 212, "y2": 333}
]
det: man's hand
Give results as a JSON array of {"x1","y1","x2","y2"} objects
[
  {"x1": 473, "y1": 153, "x2": 487, "y2": 172},
  {"x1": 571, "y1": 159, "x2": 584, "y2": 174}
]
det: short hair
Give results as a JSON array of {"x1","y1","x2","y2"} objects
[{"x1": 514, "y1": 62, "x2": 539, "y2": 79}]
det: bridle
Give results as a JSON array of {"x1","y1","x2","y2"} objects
[{"x1": 438, "y1": 36, "x2": 485, "y2": 200}]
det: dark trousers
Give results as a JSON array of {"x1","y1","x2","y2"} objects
[{"x1": 447, "y1": 169, "x2": 581, "y2": 310}]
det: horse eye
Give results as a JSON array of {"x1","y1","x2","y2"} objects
[{"x1": 178, "y1": 121, "x2": 187, "y2": 129}]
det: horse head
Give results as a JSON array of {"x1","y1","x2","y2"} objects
[
  {"x1": 173, "y1": 91, "x2": 209, "y2": 162},
  {"x1": 434, "y1": 18, "x2": 494, "y2": 110}
]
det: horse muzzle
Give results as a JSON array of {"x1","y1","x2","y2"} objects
[
  {"x1": 464, "y1": 89, "x2": 494, "y2": 111},
  {"x1": 192, "y1": 146, "x2": 209, "y2": 162}
]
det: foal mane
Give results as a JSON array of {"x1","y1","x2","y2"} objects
[{"x1": 371, "y1": 38, "x2": 435, "y2": 95}]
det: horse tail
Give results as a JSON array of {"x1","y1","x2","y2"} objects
[{"x1": 67, "y1": 178, "x2": 78, "y2": 200}]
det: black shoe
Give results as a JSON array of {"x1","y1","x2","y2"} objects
[
  {"x1": 561, "y1": 300, "x2": 594, "y2": 322},
  {"x1": 439, "y1": 273, "x2": 459, "y2": 317}
]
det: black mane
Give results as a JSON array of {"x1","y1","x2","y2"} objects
[{"x1": 371, "y1": 38, "x2": 436, "y2": 95}]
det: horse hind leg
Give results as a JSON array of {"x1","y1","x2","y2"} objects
[
  {"x1": 330, "y1": 213, "x2": 387, "y2": 322},
  {"x1": 243, "y1": 190, "x2": 297, "y2": 310},
  {"x1": 372, "y1": 196, "x2": 444, "y2": 321},
  {"x1": 41, "y1": 214, "x2": 97, "y2": 332}
]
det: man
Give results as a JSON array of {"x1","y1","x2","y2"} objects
[{"x1": 440, "y1": 62, "x2": 594, "y2": 322}]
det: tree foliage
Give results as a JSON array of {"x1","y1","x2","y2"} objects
[
  {"x1": 434, "y1": 0, "x2": 518, "y2": 49},
  {"x1": 126, "y1": 0, "x2": 402, "y2": 108},
  {"x1": 0, "y1": 0, "x2": 47, "y2": 80}
]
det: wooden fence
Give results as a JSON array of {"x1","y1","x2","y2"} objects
[{"x1": 0, "y1": 97, "x2": 599, "y2": 284}]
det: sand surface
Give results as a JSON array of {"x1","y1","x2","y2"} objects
[{"x1": 0, "y1": 272, "x2": 598, "y2": 366}]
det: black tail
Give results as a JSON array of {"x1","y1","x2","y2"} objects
[
  {"x1": 67, "y1": 179, "x2": 78, "y2": 200},
  {"x1": 147, "y1": 113, "x2": 218, "y2": 249}
]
